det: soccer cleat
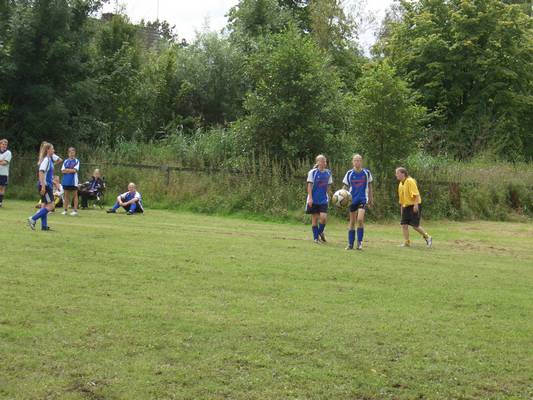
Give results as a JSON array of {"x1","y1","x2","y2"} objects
[
  {"x1": 314, "y1": 239, "x2": 321, "y2": 245},
  {"x1": 0, "y1": 203, "x2": 3, "y2": 208},
  {"x1": 399, "y1": 242, "x2": 411, "y2": 248},
  {"x1": 27, "y1": 217, "x2": 36, "y2": 230},
  {"x1": 425, "y1": 236, "x2": 433, "y2": 248},
  {"x1": 126, "y1": 211, "x2": 134, "y2": 215},
  {"x1": 345, "y1": 245, "x2": 353, "y2": 250},
  {"x1": 319, "y1": 233, "x2": 327, "y2": 243},
  {"x1": 106, "y1": 209, "x2": 116, "y2": 213},
  {"x1": 70, "y1": 211, "x2": 78, "y2": 216},
  {"x1": 61, "y1": 210, "x2": 68, "y2": 215},
  {"x1": 41, "y1": 226, "x2": 52, "y2": 231},
  {"x1": 356, "y1": 242, "x2": 363, "y2": 250}
]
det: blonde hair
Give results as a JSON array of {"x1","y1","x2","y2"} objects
[
  {"x1": 352, "y1": 153, "x2": 362, "y2": 160},
  {"x1": 396, "y1": 167, "x2": 409, "y2": 177},
  {"x1": 0, "y1": 139, "x2": 7, "y2": 145},
  {"x1": 314, "y1": 154, "x2": 327, "y2": 168},
  {"x1": 37, "y1": 142, "x2": 53, "y2": 165}
]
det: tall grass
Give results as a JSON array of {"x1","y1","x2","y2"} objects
[{"x1": 7, "y1": 130, "x2": 533, "y2": 222}]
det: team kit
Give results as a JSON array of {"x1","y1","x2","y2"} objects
[{"x1": 0, "y1": 140, "x2": 431, "y2": 249}]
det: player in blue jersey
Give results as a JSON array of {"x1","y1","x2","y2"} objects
[
  {"x1": 306, "y1": 154, "x2": 333, "y2": 244},
  {"x1": 27, "y1": 142, "x2": 61, "y2": 231},
  {"x1": 61, "y1": 147, "x2": 80, "y2": 216},
  {"x1": 107, "y1": 182, "x2": 144, "y2": 215},
  {"x1": 343, "y1": 154, "x2": 373, "y2": 250}
]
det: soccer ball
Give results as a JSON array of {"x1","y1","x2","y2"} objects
[{"x1": 331, "y1": 189, "x2": 352, "y2": 208}]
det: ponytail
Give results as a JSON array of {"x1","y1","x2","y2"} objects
[{"x1": 37, "y1": 141, "x2": 52, "y2": 165}]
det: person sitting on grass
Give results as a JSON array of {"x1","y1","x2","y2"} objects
[
  {"x1": 107, "y1": 182, "x2": 144, "y2": 215},
  {"x1": 80, "y1": 169, "x2": 104, "y2": 209}
]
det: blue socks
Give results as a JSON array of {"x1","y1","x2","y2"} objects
[
  {"x1": 348, "y1": 229, "x2": 356, "y2": 247},
  {"x1": 112, "y1": 202, "x2": 120, "y2": 211},
  {"x1": 318, "y1": 224, "x2": 325, "y2": 235},
  {"x1": 129, "y1": 203, "x2": 137, "y2": 213},
  {"x1": 32, "y1": 207, "x2": 49, "y2": 229},
  {"x1": 312, "y1": 225, "x2": 319, "y2": 240},
  {"x1": 357, "y1": 227, "x2": 364, "y2": 244}
]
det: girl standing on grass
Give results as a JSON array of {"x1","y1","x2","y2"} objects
[
  {"x1": 28, "y1": 142, "x2": 58, "y2": 231},
  {"x1": 61, "y1": 147, "x2": 80, "y2": 216},
  {"x1": 0, "y1": 138, "x2": 12, "y2": 208},
  {"x1": 343, "y1": 154, "x2": 373, "y2": 250},
  {"x1": 306, "y1": 154, "x2": 333, "y2": 244}
]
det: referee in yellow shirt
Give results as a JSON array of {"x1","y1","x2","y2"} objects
[{"x1": 395, "y1": 167, "x2": 432, "y2": 248}]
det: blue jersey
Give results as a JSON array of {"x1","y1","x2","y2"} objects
[
  {"x1": 307, "y1": 168, "x2": 333, "y2": 205},
  {"x1": 343, "y1": 168, "x2": 373, "y2": 204},
  {"x1": 61, "y1": 158, "x2": 80, "y2": 187},
  {"x1": 38, "y1": 156, "x2": 54, "y2": 188},
  {"x1": 120, "y1": 191, "x2": 144, "y2": 212}
]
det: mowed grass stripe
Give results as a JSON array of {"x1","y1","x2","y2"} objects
[{"x1": 1, "y1": 201, "x2": 532, "y2": 399}]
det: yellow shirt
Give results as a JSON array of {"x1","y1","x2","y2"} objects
[{"x1": 398, "y1": 177, "x2": 422, "y2": 207}]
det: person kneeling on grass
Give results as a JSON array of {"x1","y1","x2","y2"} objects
[
  {"x1": 107, "y1": 183, "x2": 144, "y2": 215},
  {"x1": 395, "y1": 167, "x2": 432, "y2": 248}
]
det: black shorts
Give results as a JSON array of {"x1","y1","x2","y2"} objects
[
  {"x1": 401, "y1": 205, "x2": 422, "y2": 227},
  {"x1": 123, "y1": 203, "x2": 144, "y2": 213},
  {"x1": 306, "y1": 203, "x2": 328, "y2": 214},
  {"x1": 0, "y1": 175, "x2": 8, "y2": 186},
  {"x1": 350, "y1": 202, "x2": 367, "y2": 213},
  {"x1": 63, "y1": 185, "x2": 78, "y2": 191},
  {"x1": 39, "y1": 186, "x2": 54, "y2": 205}
]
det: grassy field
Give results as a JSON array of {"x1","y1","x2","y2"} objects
[{"x1": 1, "y1": 201, "x2": 532, "y2": 400}]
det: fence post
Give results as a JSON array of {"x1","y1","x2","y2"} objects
[
  {"x1": 160, "y1": 164, "x2": 170, "y2": 186},
  {"x1": 449, "y1": 182, "x2": 461, "y2": 210}
]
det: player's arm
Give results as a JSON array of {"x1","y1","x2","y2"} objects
[
  {"x1": 0, "y1": 160, "x2": 8, "y2": 165},
  {"x1": 62, "y1": 168, "x2": 77, "y2": 173},
  {"x1": 368, "y1": 182, "x2": 374, "y2": 207},
  {"x1": 327, "y1": 184, "x2": 333, "y2": 201},
  {"x1": 38, "y1": 171, "x2": 46, "y2": 194},
  {"x1": 307, "y1": 182, "x2": 313, "y2": 206},
  {"x1": 409, "y1": 181, "x2": 421, "y2": 213},
  {"x1": 413, "y1": 195, "x2": 421, "y2": 213}
]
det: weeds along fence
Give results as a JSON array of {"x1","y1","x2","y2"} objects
[{"x1": 8, "y1": 156, "x2": 533, "y2": 222}]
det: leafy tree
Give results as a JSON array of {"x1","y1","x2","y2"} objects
[
  {"x1": 352, "y1": 62, "x2": 426, "y2": 174},
  {"x1": 377, "y1": 0, "x2": 533, "y2": 160},
  {"x1": 236, "y1": 27, "x2": 353, "y2": 160},
  {"x1": 1, "y1": 0, "x2": 96, "y2": 148}
]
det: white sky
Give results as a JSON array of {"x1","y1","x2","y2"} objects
[{"x1": 101, "y1": 0, "x2": 394, "y2": 51}]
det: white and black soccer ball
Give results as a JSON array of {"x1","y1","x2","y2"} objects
[{"x1": 331, "y1": 189, "x2": 352, "y2": 208}]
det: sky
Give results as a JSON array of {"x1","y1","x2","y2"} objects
[{"x1": 101, "y1": 0, "x2": 394, "y2": 51}]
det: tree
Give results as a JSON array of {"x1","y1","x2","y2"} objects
[
  {"x1": 1, "y1": 0, "x2": 97, "y2": 148},
  {"x1": 236, "y1": 27, "x2": 353, "y2": 160},
  {"x1": 352, "y1": 62, "x2": 426, "y2": 174},
  {"x1": 377, "y1": 0, "x2": 533, "y2": 160}
]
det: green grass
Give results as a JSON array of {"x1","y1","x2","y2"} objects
[{"x1": 1, "y1": 201, "x2": 532, "y2": 399}]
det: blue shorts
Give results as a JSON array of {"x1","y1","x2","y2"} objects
[
  {"x1": 350, "y1": 201, "x2": 367, "y2": 213},
  {"x1": 306, "y1": 203, "x2": 328, "y2": 214},
  {"x1": 0, "y1": 175, "x2": 8, "y2": 186},
  {"x1": 39, "y1": 185, "x2": 54, "y2": 204}
]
